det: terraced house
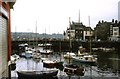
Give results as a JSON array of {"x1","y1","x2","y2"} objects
[
  {"x1": 64, "y1": 21, "x2": 93, "y2": 41},
  {"x1": 0, "y1": 0, "x2": 16, "y2": 78}
]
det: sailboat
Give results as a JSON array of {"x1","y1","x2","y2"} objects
[
  {"x1": 64, "y1": 17, "x2": 85, "y2": 76},
  {"x1": 32, "y1": 21, "x2": 41, "y2": 59},
  {"x1": 72, "y1": 16, "x2": 97, "y2": 65},
  {"x1": 42, "y1": 29, "x2": 56, "y2": 68},
  {"x1": 54, "y1": 40, "x2": 64, "y2": 70}
]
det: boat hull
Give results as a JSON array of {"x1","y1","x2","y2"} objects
[
  {"x1": 17, "y1": 70, "x2": 58, "y2": 79},
  {"x1": 43, "y1": 60, "x2": 56, "y2": 68},
  {"x1": 64, "y1": 64, "x2": 85, "y2": 76},
  {"x1": 72, "y1": 57, "x2": 97, "y2": 65}
]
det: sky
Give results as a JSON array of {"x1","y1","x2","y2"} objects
[{"x1": 11, "y1": 0, "x2": 120, "y2": 34}]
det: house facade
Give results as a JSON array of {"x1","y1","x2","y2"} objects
[
  {"x1": 64, "y1": 21, "x2": 93, "y2": 41},
  {"x1": 109, "y1": 21, "x2": 120, "y2": 41},
  {"x1": 0, "y1": 0, "x2": 16, "y2": 78}
]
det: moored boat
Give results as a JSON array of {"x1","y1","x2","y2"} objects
[
  {"x1": 64, "y1": 52, "x2": 76, "y2": 59},
  {"x1": 43, "y1": 60, "x2": 56, "y2": 68},
  {"x1": 17, "y1": 70, "x2": 58, "y2": 79},
  {"x1": 64, "y1": 64, "x2": 85, "y2": 76},
  {"x1": 72, "y1": 55, "x2": 97, "y2": 65}
]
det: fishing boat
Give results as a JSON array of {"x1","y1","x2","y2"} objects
[
  {"x1": 17, "y1": 70, "x2": 58, "y2": 79},
  {"x1": 64, "y1": 64, "x2": 85, "y2": 76}
]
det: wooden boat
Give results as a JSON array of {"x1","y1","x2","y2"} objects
[
  {"x1": 64, "y1": 64, "x2": 85, "y2": 76},
  {"x1": 17, "y1": 70, "x2": 58, "y2": 79},
  {"x1": 43, "y1": 60, "x2": 56, "y2": 68}
]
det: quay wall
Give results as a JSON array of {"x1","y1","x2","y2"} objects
[{"x1": 11, "y1": 40, "x2": 120, "y2": 54}]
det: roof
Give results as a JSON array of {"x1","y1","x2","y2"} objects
[{"x1": 84, "y1": 27, "x2": 93, "y2": 31}]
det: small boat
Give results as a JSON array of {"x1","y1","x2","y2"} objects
[
  {"x1": 10, "y1": 54, "x2": 19, "y2": 70},
  {"x1": 40, "y1": 49, "x2": 53, "y2": 55},
  {"x1": 17, "y1": 70, "x2": 58, "y2": 79},
  {"x1": 32, "y1": 53, "x2": 41, "y2": 59},
  {"x1": 9, "y1": 59, "x2": 16, "y2": 70},
  {"x1": 72, "y1": 55, "x2": 97, "y2": 65},
  {"x1": 11, "y1": 54, "x2": 20, "y2": 61},
  {"x1": 32, "y1": 50, "x2": 41, "y2": 59},
  {"x1": 25, "y1": 50, "x2": 33, "y2": 59},
  {"x1": 64, "y1": 52, "x2": 76, "y2": 59},
  {"x1": 64, "y1": 64, "x2": 85, "y2": 76},
  {"x1": 43, "y1": 60, "x2": 56, "y2": 68}
]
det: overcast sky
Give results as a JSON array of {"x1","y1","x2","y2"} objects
[{"x1": 11, "y1": 0, "x2": 120, "y2": 34}]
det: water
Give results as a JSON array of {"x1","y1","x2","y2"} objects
[{"x1": 11, "y1": 51, "x2": 120, "y2": 79}]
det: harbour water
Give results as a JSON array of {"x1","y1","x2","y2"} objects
[{"x1": 11, "y1": 50, "x2": 120, "y2": 79}]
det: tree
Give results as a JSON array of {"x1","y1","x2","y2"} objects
[{"x1": 95, "y1": 22, "x2": 111, "y2": 41}]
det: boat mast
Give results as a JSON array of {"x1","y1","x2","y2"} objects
[
  {"x1": 78, "y1": 10, "x2": 80, "y2": 23},
  {"x1": 69, "y1": 17, "x2": 71, "y2": 64},
  {"x1": 35, "y1": 21, "x2": 38, "y2": 51},
  {"x1": 59, "y1": 39, "x2": 61, "y2": 61},
  {"x1": 69, "y1": 17, "x2": 72, "y2": 51},
  {"x1": 88, "y1": 16, "x2": 91, "y2": 54}
]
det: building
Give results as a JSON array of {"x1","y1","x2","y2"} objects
[
  {"x1": 83, "y1": 27, "x2": 93, "y2": 41},
  {"x1": 95, "y1": 20, "x2": 120, "y2": 41},
  {"x1": 64, "y1": 21, "x2": 93, "y2": 41},
  {"x1": 118, "y1": 1, "x2": 120, "y2": 21},
  {"x1": 109, "y1": 20, "x2": 120, "y2": 41},
  {"x1": 0, "y1": 0, "x2": 16, "y2": 78}
]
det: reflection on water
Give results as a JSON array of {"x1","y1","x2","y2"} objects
[{"x1": 11, "y1": 51, "x2": 120, "y2": 78}]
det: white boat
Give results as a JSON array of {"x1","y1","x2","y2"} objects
[
  {"x1": 72, "y1": 55, "x2": 97, "y2": 65},
  {"x1": 40, "y1": 49, "x2": 53, "y2": 55},
  {"x1": 64, "y1": 52, "x2": 76, "y2": 59},
  {"x1": 11, "y1": 54, "x2": 20, "y2": 62}
]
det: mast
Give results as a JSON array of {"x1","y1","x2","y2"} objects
[
  {"x1": 88, "y1": 16, "x2": 91, "y2": 54},
  {"x1": 35, "y1": 21, "x2": 38, "y2": 51},
  {"x1": 69, "y1": 17, "x2": 71, "y2": 64},
  {"x1": 78, "y1": 10, "x2": 80, "y2": 23},
  {"x1": 69, "y1": 17, "x2": 72, "y2": 51}
]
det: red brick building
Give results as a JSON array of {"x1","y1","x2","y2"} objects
[{"x1": 0, "y1": 0, "x2": 16, "y2": 78}]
